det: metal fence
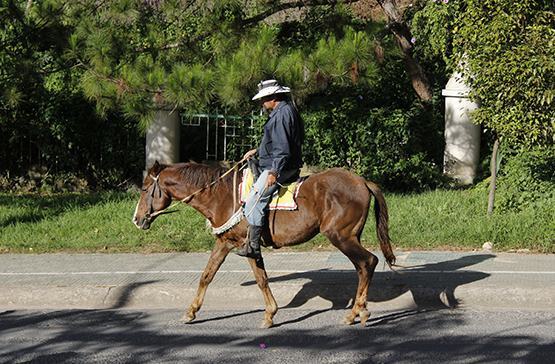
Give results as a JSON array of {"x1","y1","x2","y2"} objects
[{"x1": 181, "y1": 111, "x2": 259, "y2": 161}]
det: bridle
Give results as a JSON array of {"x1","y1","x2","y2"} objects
[
  {"x1": 143, "y1": 174, "x2": 164, "y2": 222},
  {"x1": 142, "y1": 158, "x2": 249, "y2": 222}
]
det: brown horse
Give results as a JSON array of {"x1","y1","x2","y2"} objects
[{"x1": 133, "y1": 161, "x2": 396, "y2": 328}]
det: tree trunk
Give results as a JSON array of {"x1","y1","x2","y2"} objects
[
  {"x1": 375, "y1": 0, "x2": 433, "y2": 102},
  {"x1": 487, "y1": 138, "x2": 500, "y2": 215}
]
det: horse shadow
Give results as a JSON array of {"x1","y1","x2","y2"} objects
[{"x1": 242, "y1": 253, "x2": 495, "y2": 324}]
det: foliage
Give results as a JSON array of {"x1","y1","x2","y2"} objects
[
  {"x1": 6, "y1": 0, "x2": 436, "y2": 190},
  {"x1": 303, "y1": 84, "x2": 444, "y2": 191},
  {"x1": 0, "y1": 0, "x2": 144, "y2": 188},
  {"x1": 62, "y1": 1, "x2": 385, "y2": 126},
  {"x1": 411, "y1": 0, "x2": 555, "y2": 148},
  {"x1": 410, "y1": 0, "x2": 463, "y2": 66},
  {"x1": 456, "y1": 0, "x2": 554, "y2": 147},
  {"x1": 276, "y1": 4, "x2": 360, "y2": 49},
  {"x1": 493, "y1": 146, "x2": 555, "y2": 212},
  {"x1": 0, "y1": 1, "x2": 469, "y2": 193},
  {"x1": 0, "y1": 87, "x2": 144, "y2": 189}
]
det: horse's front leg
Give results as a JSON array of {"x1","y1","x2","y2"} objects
[
  {"x1": 247, "y1": 257, "x2": 278, "y2": 328},
  {"x1": 182, "y1": 238, "x2": 232, "y2": 322}
]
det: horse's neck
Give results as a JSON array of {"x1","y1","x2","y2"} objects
[{"x1": 167, "y1": 174, "x2": 236, "y2": 228}]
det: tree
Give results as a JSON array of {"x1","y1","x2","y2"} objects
[
  {"x1": 59, "y1": 0, "x2": 387, "y2": 129},
  {"x1": 374, "y1": 0, "x2": 433, "y2": 102},
  {"x1": 62, "y1": 0, "x2": 448, "y2": 128},
  {"x1": 411, "y1": 0, "x2": 554, "y2": 147},
  {"x1": 242, "y1": 0, "x2": 435, "y2": 103},
  {"x1": 0, "y1": 0, "x2": 74, "y2": 172},
  {"x1": 0, "y1": 0, "x2": 144, "y2": 184},
  {"x1": 457, "y1": 0, "x2": 554, "y2": 147}
]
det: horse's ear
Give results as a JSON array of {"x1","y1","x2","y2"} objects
[{"x1": 150, "y1": 160, "x2": 163, "y2": 176}]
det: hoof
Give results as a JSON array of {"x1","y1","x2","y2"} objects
[
  {"x1": 342, "y1": 315, "x2": 355, "y2": 325},
  {"x1": 359, "y1": 310, "x2": 370, "y2": 326},
  {"x1": 260, "y1": 320, "x2": 273, "y2": 329},
  {"x1": 181, "y1": 313, "x2": 196, "y2": 323}
]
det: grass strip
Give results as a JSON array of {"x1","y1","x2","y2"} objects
[{"x1": 0, "y1": 190, "x2": 553, "y2": 254}]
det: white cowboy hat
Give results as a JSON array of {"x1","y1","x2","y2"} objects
[{"x1": 252, "y1": 79, "x2": 291, "y2": 101}]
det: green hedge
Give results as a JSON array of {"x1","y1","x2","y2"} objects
[{"x1": 302, "y1": 87, "x2": 445, "y2": 191}]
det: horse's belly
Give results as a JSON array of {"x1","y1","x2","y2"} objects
[{"x1": 267, "y1": 210, "x2": 320, "y2": 247}]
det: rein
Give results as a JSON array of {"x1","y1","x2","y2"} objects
[{"x1": 146, "y1": 157, "x2": 249, "y2": 220}]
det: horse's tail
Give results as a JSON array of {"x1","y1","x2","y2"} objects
[{"x1": 365, "y1": 180, "x2": 396, "y2": 268}]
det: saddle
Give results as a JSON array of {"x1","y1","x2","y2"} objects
[{"x1": 239, "y1": 167, "x2": 305, "y2": 210}]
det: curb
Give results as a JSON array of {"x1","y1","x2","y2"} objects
[{"x1": 1, "y1": 252, "x2": 554, "y2": 311}]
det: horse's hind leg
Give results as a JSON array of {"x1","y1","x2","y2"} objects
[
  {"x1": 182, "y1": 238, "x2": 232, "y2": 322},
  {"x1": 350, "y1": 248, "x2": 378, "y2": 327},
  {"x1": 326, "y1": 233, "x2": 378, "y2": 326},
  {"x1": 247, "y1": 257, "x2": 278, "y2": 328},
  {"x1": 343, "y1": 242, "x2": 378, "y2": 326}
]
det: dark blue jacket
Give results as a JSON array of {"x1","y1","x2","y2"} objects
[{"x1": 258, "y1": 100, "x2": 304, "y2": 177}]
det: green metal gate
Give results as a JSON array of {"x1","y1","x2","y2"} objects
[{"x1": 181, "y1": 111, "x2": 259, "y2": 162}]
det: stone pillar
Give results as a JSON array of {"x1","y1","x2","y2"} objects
[
  {"x1": 145, "y1": 109, "x2": 180, "y2": 173},
  {"x1": 442, "y1": 72, "x2": 480, "y2": 185}
]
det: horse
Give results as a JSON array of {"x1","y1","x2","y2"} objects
[{"x1": 133, "y1": 160, "x2": 396, "y2": 328}]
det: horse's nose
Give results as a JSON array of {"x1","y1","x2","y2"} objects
[
  {"x1": 132, "y1": 215, "x2": 141, "y2": 229},
  {"x1": 140, "y1": 218, "x2": 151, "y2": 230}
]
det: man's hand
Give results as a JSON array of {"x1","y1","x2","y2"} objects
[
  {"x1": 266, "y1": 172, "x2": 277, "y2": 187},
  {"x1": 243, "y1": 149, "x2": 257, "y2": 161}
]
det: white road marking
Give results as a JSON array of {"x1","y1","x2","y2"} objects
[{"x1": 0, "y1": 270, "x2": 554, "y2": 276}]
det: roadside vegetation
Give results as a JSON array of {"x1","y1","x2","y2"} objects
[
  {"x1": 1, "y1": 1, "x2": 553, "y2": 254},
  {"x1": 1, "y1": 189, "x2": 552, "y2": 254}
]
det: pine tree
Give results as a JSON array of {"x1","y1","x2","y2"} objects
[{"x1": 64, "y1": 0, "x2": 385, "y2": 128}]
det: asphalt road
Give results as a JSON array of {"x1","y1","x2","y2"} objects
[
  {"x1": 1, "y1": 308, "x2": 554, "y2": 363},
  {"x1": 1, "y1": 251, "x2": 554, "y2": 363}
]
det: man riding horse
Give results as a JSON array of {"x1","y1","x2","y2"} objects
[
  {"x1": 235, "y1": 79, "x2": 305, "y2": 260},
  {"x1": 132, "y1": 79, "x2": 395, "y2": 328}
]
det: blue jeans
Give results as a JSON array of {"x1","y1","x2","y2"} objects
[{"x1": 244, "y1": 169, "x2": 298, "y2": 227}]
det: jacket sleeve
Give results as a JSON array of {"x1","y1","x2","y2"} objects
[{"x1": 269, "y1": 111, "x2": 293, "y2": 176}]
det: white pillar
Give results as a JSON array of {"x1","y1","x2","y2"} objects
[
  {"x1": 442, "y1": 72, "x2": 480, "y2": 185},
  {"x1": 145, "y1": 109, "x2": 180, "y2": 172}
]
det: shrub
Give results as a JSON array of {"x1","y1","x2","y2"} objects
[
  {"x1": 303, "y1": 88, "x2": 444, "y2": 191},
  {"x1": 0, "y1": 169, "x2": 90, "y2": 194},
  {"x1": 495, "y1": 146, "x2": 555, "y2": 212}
]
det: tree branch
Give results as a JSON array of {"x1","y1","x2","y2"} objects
[
  {"x1": 138, "y1": 1, "x2": 357, "y2": 54},
  {"x1": 242, "y1": 0, "x2": 360, "y2": 26},
  {"x1": 375, "y1": 0, "x2": 433, "y2": 102}
]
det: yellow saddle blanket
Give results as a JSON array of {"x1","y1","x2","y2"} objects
[{"x1": 239, "y1": 168, "x2": 304, "y2": 210}]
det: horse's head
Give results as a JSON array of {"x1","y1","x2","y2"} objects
[{"x1": 133, "y1": 161, "x2": 172, "y2": 230}]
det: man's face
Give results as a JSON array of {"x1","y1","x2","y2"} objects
[{"x1": 261, "y1": 96, "x2": 277, "y2": 111}]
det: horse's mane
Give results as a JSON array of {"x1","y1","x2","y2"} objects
[{"x1": 174, "y1": 162, "x2": 234, "y2": 191}]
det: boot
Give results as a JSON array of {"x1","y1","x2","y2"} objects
[{"x1": 235, "y1": 225, "x2": 263, "y2": 259}]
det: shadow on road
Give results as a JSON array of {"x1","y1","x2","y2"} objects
[
  {"x1": 243, "y1": 253, "x2": 494, "y2": 311},
  {"x1": 4, "y1": 253, "x2": 550, "y2": 363},
  {"x1": 0, "y1": 308, "x2": 553, "y2": 363},
  {"x1": 236, "y1": 253, "x2": 495, "y2": 328},
  {"x1": 93, "y1": 253, "x2": 493, "y2": 330},
  {"x1": 108, "y1": 254, "x2": 177, "y2": 309}
]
